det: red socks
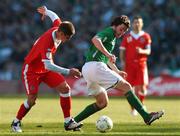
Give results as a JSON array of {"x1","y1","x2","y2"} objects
[
  {"x1": 60, "y1": 92, "x2": 71, "y2": 119},
  {"x1": 16, "y1": 100, "x2": 30, "y2": 120},
  {"x1": 138, "y1": 91, "x2": 146, "y2": 104},
  {"x1": 16, "y1": 93, "x2": 72, "y2": 122}
]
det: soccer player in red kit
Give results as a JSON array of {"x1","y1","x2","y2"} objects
[
  {"x1": 120, "y1": 16, "x2": 151, "y2": 116},
  {"x1": 11, "y1": 6, "x2": 82, "y2": 132}
]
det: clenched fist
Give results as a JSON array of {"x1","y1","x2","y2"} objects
[
  {"x1": 69, "y1": 68, "x2": 81, "y2": 78},
  {"x1": 118, "y1": 71, "x2": 127, "y2": 79},
  {"x1": 108, "y1": 54, "x2": 116, "y2": 64}
]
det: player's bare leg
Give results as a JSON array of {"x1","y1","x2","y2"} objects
[
  {"x1": 74, "y1": 91, "x2": 108, "y2": 123},
  {"x1": 137, "y1": 85, "x2": 147, "y2": 106},
  {"x1": 114, "y1": 80, "x2": 164, "y2": 125},
  {"x1": 130, "y1": 87, "x2": 138, "y2": 116},
  {"x1": 11, "y1": 94, "x2": 37, "y2": 132},
  {"x1": 55, "y1": 81, "x2": 83, "y2": 131}
]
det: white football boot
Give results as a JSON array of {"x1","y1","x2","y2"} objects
[{"x1": 11, "y1": 120, "x2": 22, "y2": 133}]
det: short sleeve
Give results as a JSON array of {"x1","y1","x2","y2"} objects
[
  {"x1": 96, "y1": 28, "x2": 113, "y2": 43},
  {"x1": 146, "y1": 33, "x2": 152, "y2": 44}
]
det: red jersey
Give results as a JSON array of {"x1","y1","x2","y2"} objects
[
  {"x1": 120, "y1": 31, "x2": 151, "y2": 63},
  {"x1": 24, "y1": 19, "x2": 62, "y2": 73}
]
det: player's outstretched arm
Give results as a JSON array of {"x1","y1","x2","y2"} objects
[
  {"x1": 42, "y1": 59, "x2": 81, "y2": 78},
  {"x1": 37, "y1": 6, "x2": 59, "y2": 22}
]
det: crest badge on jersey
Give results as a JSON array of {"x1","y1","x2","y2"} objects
[
  {"x1": 30, "y1": 85, "x2": 35, "y2": 91},
  {"x1": 127, "y1": 36, "x2": 132, "y2": 43},
  {"x1": 140, "y1": 37, "x2": 145, "y2": 43}
]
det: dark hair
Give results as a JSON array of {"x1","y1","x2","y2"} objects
[
  {"x1": 111, "y1": 15, "x2": 130, "y2": 28},
  {"x1": 132, "y1": 15, "x2": 143, "y2": 21},
  {"x1": 58, "y1": 21, "x2": 75, "y2": 36}
]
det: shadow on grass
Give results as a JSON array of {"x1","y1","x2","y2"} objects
[{"x1": 1, "y1": 122, "x2": 180, "y2": 136}]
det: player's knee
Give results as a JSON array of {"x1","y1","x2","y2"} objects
[
  {"x1": 141, "y1": 89, "x2": 147, "y2": 96},
  {"x1": 56, "y1": 82, "x2": 71, "y2": 94},
  {"x1": 102, "y1": 101, "x2": 108, "y2": 108},
  {"x1": 96, "y1": 99, "x2": 108, "y2": 109},
  {"x1": 116, "y1": 81, "x2": 133, "y2": 94},
  {"x1": 124, "y1": 82, "x2": 133, "y2": 92},
  {"x1": 28, "y1": 99, "x2": 36, "y2": 107},
  {"x1": 123, "y1": 82, "x2": 133, "y2": 94},
  {"x1": 27, "y1": 95, "x2": 37, "y2": 107},
  {"x1": 61, "y1": 85, "x2": 71, "y2": 94}
]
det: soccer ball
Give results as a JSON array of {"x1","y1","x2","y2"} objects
[{"x1": 96, "y1": 115, "x2": 113, "y2": 132}]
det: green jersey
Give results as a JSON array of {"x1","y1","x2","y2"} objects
[{"x1": 86, "y1": 27, "x2": 116, "y2": 64}]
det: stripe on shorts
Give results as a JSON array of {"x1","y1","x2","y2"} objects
[{"x1": 23, "y1": 64, "x2": 30, "y2": 94}]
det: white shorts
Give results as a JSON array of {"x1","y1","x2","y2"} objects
[{"x1": 82, "y1": 61, "x2": 124, "y2": 96}]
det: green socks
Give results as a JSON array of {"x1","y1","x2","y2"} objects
[
  {"x1": 74, "y1": 91, "x2": 149, "y2": 123},
  {"x1": 74, "y1": 103, "x2": 101, "y2": 123},
  {"x1": 125, "y1": 90, "x2": 149, "y2": 120}
]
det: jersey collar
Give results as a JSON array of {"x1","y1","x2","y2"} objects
[
  {"x1": 130, "y1": 31, "x2": 144, "y2": 40},
  {"x1": 52, "y1": 30, "x2": 61, "y2": 48}
]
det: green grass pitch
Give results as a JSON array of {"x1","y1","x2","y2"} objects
[{"x1": 0, "y1": 95, "x2": 180, "y2": 136}]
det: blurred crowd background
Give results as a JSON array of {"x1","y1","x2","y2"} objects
[{"x1": 0, "y1": 0, "x2": 179, "y2": 80}]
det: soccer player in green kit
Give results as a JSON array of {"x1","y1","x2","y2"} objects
[{"x1": 74, "y1": 15, "x2": 164, "y2": 126}]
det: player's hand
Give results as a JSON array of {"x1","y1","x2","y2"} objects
[
  {"x1": 69, "y1": 68, "x2": 82, "y2": 78},
  {"x1": 37, "y1": 6, "x2": 47, "y2": 21},
  {"x1": 136, "y1": 47, "x2": 143, "y2": 54},
  {"x1": 118, "y1": 71, "x2": 127, "y2": 79},
  {"x1": 108, "y1": 54, "x2": 116, "y2": 63}
]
